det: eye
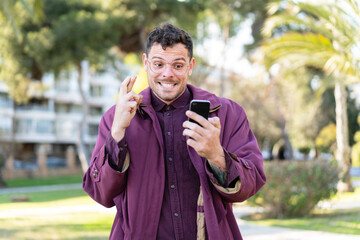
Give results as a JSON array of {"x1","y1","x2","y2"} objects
[
  {"x1": 153, "y1": 62, "x2": 164, "y2": 68},
  {"x1": 173, "y1": 63, "x2": 184, "y2": 70}
]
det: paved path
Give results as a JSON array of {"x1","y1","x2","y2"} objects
[
  {"x1": 0, "y1": 183, "x2": 82, "y2": 194},
  {"x1": 238, "y1": 218, "x2": 360, "y2": 240},
  {"x1": 2, "y1": 181, "x2": 358, "y2": 194},
  {"x1": 233, "y1": 205, "x2": 360, "y2": 240}
]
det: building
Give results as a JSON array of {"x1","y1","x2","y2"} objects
[{"x1": 0, "y1": 62, "x2": 123, "y2": 179}]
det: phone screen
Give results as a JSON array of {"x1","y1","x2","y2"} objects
[{"x1": 189, "y1": 100, "x2": 210, "y2": 125}]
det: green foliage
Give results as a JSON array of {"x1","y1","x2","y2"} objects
[
  {"x1": 351, "y1": 116, "x2": 360, "y2": 167},
  {"x1": 262, "y1": 0, "x2": 360, "y2": 84},
  {"x1": 351, "y1": 142, "x2": 360, "y2": 167},
  {"x1": 0, "y1": 0, "x2": 44, "y2": 41},
  {"x1": 0, "y1": 0, "x2": 211, "y2": 103},
  {"x1": 248, "y1": 160, "x2": 339, "y2": 218},
  {"x1": 316, "y1": 123, "x2": 336, "y2": 153}
]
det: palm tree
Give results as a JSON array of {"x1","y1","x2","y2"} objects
[
  {"x1": 0, "y1": 0, "x2": 43, "y2": 41},
  {"x1": 261, "y1": 0, "x2": 360, "y2": 192}
]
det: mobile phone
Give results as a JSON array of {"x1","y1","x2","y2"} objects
[{"x1": 189, "y1": 100, "x2": 210, "y2": 125}]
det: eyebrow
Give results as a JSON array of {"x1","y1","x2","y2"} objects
[{"x1": 151, "y1": 56, "x2": 187, "y2": 62}]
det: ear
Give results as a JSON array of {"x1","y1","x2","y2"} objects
[
  {"x1": 142, "y1": 53, "x2": 148, "y2": 72},
  {"x1": 188, "y1": 57, "x2": 196, "y2": 76}
]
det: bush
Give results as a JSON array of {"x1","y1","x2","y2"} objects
[{"x1": 247, "y1": 160, "x2": 338, "y2": 218}]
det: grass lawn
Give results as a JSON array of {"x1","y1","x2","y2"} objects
[
  {"x1": 0, "y1": 188, "x2": 87, "y2": 204},
  {"x1": 0, "y1": 212, "x2": 114, "y2": 240},
  {"x1": 4, "y1": 174, "x2": 83, "y2": 188},
  {"x1": 0, "y1": 190, "x2": 91, "y2": 209},
  {"x1": 244, "y1": 187, "x2": 360, "y2": 235},
  {"x1": 0, "y1": 190, "x2": 114, "y2": 240},
  {"x1": 244, "y1": 209, "x2": 360, "y2": 235}
]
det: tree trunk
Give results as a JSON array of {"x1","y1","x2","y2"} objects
[
  {"x1": 2, "y1": 100, "x2": 17, "y2": 184},
  {"x1": 76, "y1": 62, "x2": 90, "y2": 173},
  {"x1": 219, "y1": 21, "x2": 230, "y2": 97},
  {"x1": 282, "y1": 123, "x2": 294, "y2": 159},
  {"x1": 334, "y1": 82, "x2": 353, "y2": 192}
]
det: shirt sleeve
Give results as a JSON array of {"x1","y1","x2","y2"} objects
[
  {"x1": 104, "y1": 132, "x2": 128, "y2": 171},
  {"x1": 205, "y1": 148, "x2": 240, "y2": 188}
]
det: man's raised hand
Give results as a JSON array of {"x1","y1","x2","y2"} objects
[{"x1": 111, "y1": 76, "x2": 143, "y2": 142}]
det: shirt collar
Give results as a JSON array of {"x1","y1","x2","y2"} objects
[{"x1": 151, "y1": 87, "x2": 192, "y2": 112}]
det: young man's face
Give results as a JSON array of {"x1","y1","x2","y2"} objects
[{"x1": 143, "y1": 43, "x2": 195, "y2": 105}]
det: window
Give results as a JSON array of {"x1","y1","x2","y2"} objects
[
  {"x1": 56, "y1": 120, "x2": 75, "y2": 137},
  {"x1": 55, "y1": 103, "x2": 82, "y2": 114},
  {"x1": 0, "y1": 117, "x2": 12, "y2": 135},
  {"x1": 16, "y1": 119, "x2": 54, "y2": 135},
  {"x1": 88, "y1": 124, "x2": 98, "y2": 136},
  {"x1": 89, "y1": 107, "x2": 102, "y2": 116},
  {"x1": 55, "y1": 103, "x2": 70, "y2": 113},
  {"x1": 16, "y1": 98, "x2": 49, "y2": 111},
  {"x1": 90, "y1": 85, "x2": 102, "y2": 97},
  {"x1": 15, "y1": 119, "x2": 33, "y2": 134},
  {"x1": 36, "y1": 120, "x2": 54, "y2": 134},
  {"x1": 0, "y1": 92, "x2": 12, "y2": 108},
  {"x1": 70, "y1": 104, "x2": 82, "y2": 113}
]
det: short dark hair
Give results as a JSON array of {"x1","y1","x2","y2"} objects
[{"x1": 145, "y1": 23, "x2": 193, "y2": 60}]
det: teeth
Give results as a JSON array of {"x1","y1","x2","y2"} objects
[{"x1": 161, "y1": 83, "x2": 175, "y2": 87}]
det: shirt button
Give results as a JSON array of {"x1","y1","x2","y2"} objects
[
  {"x1": 168, "y1": 157, "x2": 173, "y2": 161},
  {"x1": 167, "y1": 132, "x2": 171, "y2": 136},
  {"x1": 171, "y1": 185, "x2": 175, "y2": 189},
  {"x1": 166, "y1": 112, "x2": 171, "y2": 116},
  {"x1": 174, "y1": 213, "x2": 179, "y2": 217}
]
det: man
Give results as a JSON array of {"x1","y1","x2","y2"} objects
[{"x1": 83, "y1": 23, "x2": 266, "y2": 240}]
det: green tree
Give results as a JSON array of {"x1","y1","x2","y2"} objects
[
  {"x1": 0, "y1": 0, "x2": 212, "y2": 173},
  {"x1": 42, "y1": 0, "x2": 119, "y2": 171},
  {"x1": 262, "y1": 0, "x2": 360, "y2": 192},
  {"x1": 0, "y1": 0, "x2": 43, "y2": 41},
  {"x1": 103, "y1": 0, "x2": 205, "y2": 54}
]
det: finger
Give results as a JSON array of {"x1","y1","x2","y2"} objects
[
  {"x1": 183, "y1": 120, "x2": 206, "y2": 136},
  {"x1": 186, "y1": 110, "x2": 210, "y2": 128},
  {"x1": 119, "y1": 76, "x2": 132, "y2": 96},
  {"x1": 186, "y1": 138, "x2": 198, "y2": 150},
  {"x1": 208, "y1": 117, "x2": 221, "y2": 129},
  {"x1": 124, "y1": 92, "x2": 142, "y2": 102},
  {"x1": 127, "y1": 76, "x2": 137, "y2": 93},
  {"x1": 127, "y1": 101, "x2": 138, "y2": 113},
  {"x1": 183, "y1": 128, "x2": 202, "y2": 141},
  {"x1": 136, "y1": 95, "x2": 144, "y2": 108}
]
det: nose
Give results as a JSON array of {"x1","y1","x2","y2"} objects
[{"x1": 162, "y1": 64, "x2": 174, "y2": 78}]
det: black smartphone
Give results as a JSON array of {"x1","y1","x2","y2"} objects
[{"x1": 189, "y1": 100, "x2": 210, "y2": 125}]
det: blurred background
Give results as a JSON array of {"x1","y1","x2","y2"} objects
[{"x1": 0, "y1": 0, "x2": 359, "y2": 239}]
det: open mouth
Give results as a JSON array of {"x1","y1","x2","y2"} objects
[{"x1": 159, "y1": 82, "x2": 177, "y2": 88}]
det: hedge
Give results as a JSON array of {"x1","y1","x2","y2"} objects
[{"x1": 247, "y1": 159, "x2": 339, "y2": 218}]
